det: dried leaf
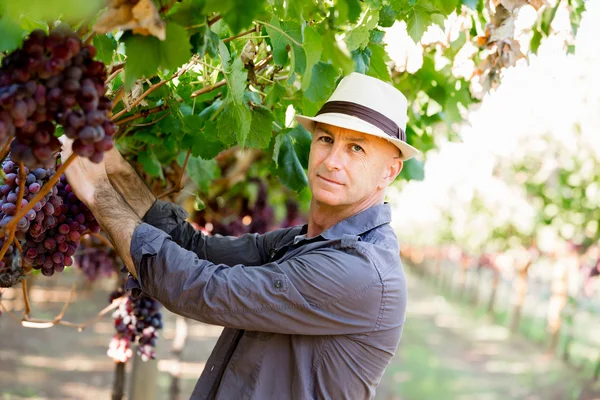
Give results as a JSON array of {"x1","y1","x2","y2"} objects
[{"x1": 93, "y1": 0, "x2": 166, "y2": 40}]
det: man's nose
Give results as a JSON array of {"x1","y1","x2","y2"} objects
[{"x1": 323, "y1": 145, "x2": 345, "y2": 170}]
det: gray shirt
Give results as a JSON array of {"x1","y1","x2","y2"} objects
[{"x1": 128, "y1": 200, "x2": 407, "y2": 399}]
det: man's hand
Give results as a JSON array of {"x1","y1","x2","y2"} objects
[{"x1": 59, "y1": 136, "x2": 110, "y2": 207}]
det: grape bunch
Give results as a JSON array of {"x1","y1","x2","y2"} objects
[
  {"x1": 107, "y1": 289, "x2": 163, "y2": 363},
  {"x1": 0, "y1": 235, "x2": 23, "y2": 288},
  {"x1": 0, "y1": 26, "x2": 117, "y2": 167},
  {"x1": 75, "y1": 236, "x2": 119, "y2": 282},
  {"x1": 20, "y1": 173, "x2": 100, "y2": 276},
  {"x1": 0, "y1": 159, "x2": 52, "y2": 237}
]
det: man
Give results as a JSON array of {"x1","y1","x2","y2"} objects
[{"x1": 62, "y1": 72, "x2": 419, "y2": 399}]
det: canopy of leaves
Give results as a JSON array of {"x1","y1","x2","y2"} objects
[{"x1": 0, "y1": 0, "x2": 583, "y2": 202}]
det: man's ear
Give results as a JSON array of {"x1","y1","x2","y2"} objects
[{"x1": 379, "y1": 158, "x2": 403, "y2": 189}]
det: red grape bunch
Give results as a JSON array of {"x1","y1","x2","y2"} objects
[
  {"x1": 20, "y1": 173, "x2": 100, "y2": 276},
  {"x1": 75, "y1": 236, "x2": 120, "y2": 282},
  {"x1": 0, "y1": 26, "x2": 117, "y2": 167},
  {"x1": 107, "y1": 289, "x2": 163, "y2": 363}
]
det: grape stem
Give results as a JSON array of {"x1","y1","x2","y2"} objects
[
  {"x1": 21, "y1": 278, "x2": 30, "y2": 317},
  {"x1": 158, "y1": 149, "x2": 192, "y2": 199},
  {"x1": 1, "y1": 154, "x2": 78, "y2": 237},
  {"x1": 110, "y1": 86, "x2": 126, "y2": 113},
  {"x1": 105, "y1": 68, "x2": 123, "y2": 85},
  {"x1": 190, "y1": 54, "x2": 272, "y2": 98},
  {"x1": 0, "y1": 138, "x2": 12, "y2": 162},
  {"x1": 115, "y1": 104, "x2": 169, "y2": 126},
  {"x1": 223, "y1": 25, "x2": 260, "y2": 44},
  {"x1": 0, "y1": 162, "x2": 27, "y2": 261},
  {"x1": 208, "y1": 15, "x2": 222, "y2": 26},
  {"x1": 110, "y1": 63, "x2": 193, "y2": 121}
]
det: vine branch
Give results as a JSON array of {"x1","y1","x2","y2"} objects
[
  {"x1": 115, "y1": 104, "x2": 169, "y2": 126},
  {"x1": 190, "y1": 54, "x2": 272, "y2": 98},
  {"x1": 158, "y1": 149, "x2": 192, "y2": 199},
  {"x1": 110, "y1": 63, "x2": 192, "y2": 121}
]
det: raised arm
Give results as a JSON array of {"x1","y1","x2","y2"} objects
[{"x1": 102, "y1": 146, "x2": 300, "y2": 266}]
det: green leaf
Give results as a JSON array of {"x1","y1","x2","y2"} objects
[
  {"x1": 264, "y1": 82, "x2": 286, "y2": 107},
  {"x1": 370, "y1": 29, "x2": 385, "y2": 44},
  {"x1": 366, "y1": 43, "x2": 391, "y2": 81},
  {"x1": 247, "y1": 106, "x2": 274, "y2": 149},
  {"x1": 204, "y1": 0, "x2": 267, "y2": 33},
  {"x1": 183, "y1": 116, "x2": 226, "y2": 159},
  {"x1": 264, "y1": 19, "x2": 305, "y2": 75},
  {"x1": 400, "y1": 158, "x2": 425, "y2": 181},
  {"x1": 346, "y1": 10, "x2": 379, "y2": 51},
  {"x1": 406, "y1": 6, "x2": 432, "y2": 42},
  {"x1": 124, "y1": 35, "x2": 161, "y2": 89},
  {"x1": 159, "y1": 22, "x2": 191, "y2": 71},
  {"x1": 187, "y1": 157, "x2": 220, "y2": 193},
  {"x1": 92, "y1": 34, "x2": 117, "y2": 65},
  {"x1": 435, "y1": 0, "x2": 458, "y2": 15},
  {"x1": 288, "y1": 125, "x2": 312, "y2": 169},
  {"x1": 0, "y1": 15, "x2": 24, "y2": 53},
  {"x1": 322, "y1": 31, "x2": 354, "y2": 74},
  {"x1": 190, "y1": 26, "x2": 220, "y2": 58},
  {"x1": 4, "y1": 0, "x2": 103, "y2": 22},
  {"x1": 219, "y1": 41, "x2": 247, "y2": 104},
  {"x1": 133, "y1": 130, "x2": 162, "y2": 145},
  {"x1": 379, "y1": 5, "x2": 397, "y2": 27},
  {"x1": 138, "y1": 149, "x2": 164, "y2": 179},
  {"x1": 217, "y1": 101, "x2": 252, "y2": 146},
  {"x1": 344, "y1": 0, "x2": 362, "y2": 23},
  {"x1": 273, "y1": 129, "x2": 308, "y2": 192},
  {"x1": 301, "y1": 26, "x2": 323, "y2": 90},
  {"x1": 530, "y1": 28, "x2": 542, "y2": 54},
  {"x1": 352, "y1": 47, "x2": 372, "y2": 74},
  {"x1": 304, "y1": 62, "x2": 339, "y2": 104}
]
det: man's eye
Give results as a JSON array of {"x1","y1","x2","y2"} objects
[
  {"x1": 319, "y1": 136, "x2": 333, "y2": 143},
  {"x1": 351, "y1": 144, "x2": 363, "y2": 152}
]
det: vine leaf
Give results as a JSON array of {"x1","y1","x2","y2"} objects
[
  {"x1": 0, "y1": 15, "x2": 24, "y2": 53},
  {"x1": 93, "y1": 35, "x2": 117, "y2": 65},
  {"x1": 247, "y1": 106, "x2": 275, "y2": 149},
  {"x1": 204, "y1": 0, "x2": 267, "y2": 33},
  {"x1": 123, "y1": 22, "x2": 190, "y2": 89},
  {"x1": 346, "y1": 9, "x2": 379, "y2": 51},
  {"x1": 273, "y1": 128, "x2": 309, "y2": 192},
  {"x1": 187, "y1": 157, "x2": 220, "y2": 193},
  {"x1": 302, "y1": 26, "x2": 323, "y2": 90}
]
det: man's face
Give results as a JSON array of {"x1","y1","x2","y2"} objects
[{"x1": 307, "y1": 123, "x2": 402, "y2": 209}]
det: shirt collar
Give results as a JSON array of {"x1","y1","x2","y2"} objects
[{"x1": 320, "y1": 203, "x2": 392, "y2": 240}]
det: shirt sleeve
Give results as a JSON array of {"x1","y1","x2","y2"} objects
[
  {"x1": 141, "y1": 199, "x2": 294, "y2": 267},
  {"x1": 130, "y1": 223, "x2": 386, "y2": 335}
]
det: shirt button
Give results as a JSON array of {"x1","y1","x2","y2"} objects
[
  {"x1": 210, "y1": 365, "x2": 215, "y2": 372},
  {"x1": 274, "y1": 280, "x2": 283, "y2": 289}
]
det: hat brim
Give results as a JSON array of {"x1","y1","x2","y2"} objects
[{"x1": 295, "y1": 113, "x2": 420, "y2": 161}]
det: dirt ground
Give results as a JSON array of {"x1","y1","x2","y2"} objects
[{"x1": 1, "y1": 269, "x2": 599, "y2": 400}]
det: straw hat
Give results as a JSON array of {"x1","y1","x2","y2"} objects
[{"x1": 296, "y1": 72, "x2": 419, "y2": 161}]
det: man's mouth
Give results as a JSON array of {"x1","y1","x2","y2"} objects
[{"x1": 318, "y1": 175, "x2": 343, "y2": 185}]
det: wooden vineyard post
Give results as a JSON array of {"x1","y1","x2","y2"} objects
[
  {"x1": 547, "y1": 260, "x2": 570, "y2": 354},
  {"x1": 129, "y1": 354, "x2": 158, "y2": 400},
  {"x1": 112, "y1": 362, "x2": 126, "y2": 400},
  {"x1": 170, "y1": 315, "x2": 189, "y2": 400},
  {"x1": 487, "y1": 269, "x2": 499, "y2": 315},
  {"x1": 510, "y1": 260, "x2": 532, "y2": 333}
]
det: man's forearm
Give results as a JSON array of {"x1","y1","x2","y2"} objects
[
  {"x1": 92, "y1": 181, "x2": 142, "y2": 278},
  {"x1": 107, "y1": 156, "x2": 156, "y2": 220}
]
